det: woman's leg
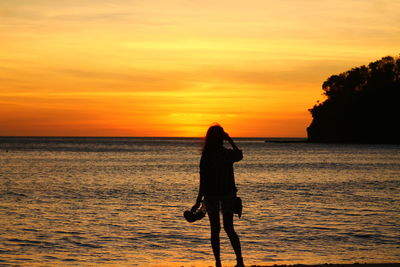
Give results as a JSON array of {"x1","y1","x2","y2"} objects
[
  {"x1": 208, "y1": 210, "x2": 221, "y2": 267},
  {"x1": 222, "y1": 212, "x2": 244, "y2": 266}
]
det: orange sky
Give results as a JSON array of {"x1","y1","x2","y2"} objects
[{"x1": 1, "y1": 0, "x2": 399, "y2": 137}]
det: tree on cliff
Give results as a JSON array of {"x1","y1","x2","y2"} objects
[{"x1": 307, "y1": 55, "x2": 400, "y2": 143}]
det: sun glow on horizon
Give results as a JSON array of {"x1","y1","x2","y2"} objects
[{"x1": 1, "y1": 0, "x2": 399, "y2": 137}]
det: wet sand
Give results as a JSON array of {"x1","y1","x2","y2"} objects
[
  {"x1": 250, "y1": 264, "x2": 400, "y2": 267},
  {"x1": 157, "y1": 263, "x2": 400, "y2": 267}
]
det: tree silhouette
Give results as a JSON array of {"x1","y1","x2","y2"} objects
[{"x1": 307, "y1": 55, "x2": 400, "y2": 143}]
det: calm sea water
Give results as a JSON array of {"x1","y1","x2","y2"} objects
[{"x1": 0, "y1": 137, "x2": 399, "y2": 266}]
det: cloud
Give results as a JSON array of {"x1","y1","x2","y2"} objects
[{"x1": 0, "y1": 1, "x2": 171, "y2": 29}]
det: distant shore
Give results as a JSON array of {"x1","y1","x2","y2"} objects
[
  {"x1": 264, "y1": 138, "x2": 308, "y2": 143},
  {"x1": 264, "y1": 140, "x2": 309, "y2": 143}
]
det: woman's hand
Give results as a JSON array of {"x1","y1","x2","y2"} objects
[
  {"x1": 224, "y1": 131, "x2": 240, "y2": 151},
  {"x1": 223, "y1": 132, "x2": 231, "y2": 141},
  {"x1": 191, "y1": 201, "x2": 201, "y2": 212}
]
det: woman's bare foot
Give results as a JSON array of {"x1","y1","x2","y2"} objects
[{"x1": 235, "y1": 257, "x2": 244, "y2": 267}]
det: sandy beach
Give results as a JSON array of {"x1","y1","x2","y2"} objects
[{"x1": 250, "y1": 264, "x2": 400, "y2": 267}]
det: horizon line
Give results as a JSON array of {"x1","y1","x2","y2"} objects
[{"x1": 0, "y1": 135, "x2": 307, "y2": 139}]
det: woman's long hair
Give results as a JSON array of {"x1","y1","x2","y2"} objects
[{"x1": 202, "y1": 124, "x2": 224, "y2": 155}]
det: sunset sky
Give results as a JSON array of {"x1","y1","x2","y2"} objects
[{"x1": 1, "y1": 0, "x2": 399, "y2": 137}]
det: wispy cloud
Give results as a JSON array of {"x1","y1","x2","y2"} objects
[{"x1": 1, "y1": 0, "x2": 399, "y2": 136}]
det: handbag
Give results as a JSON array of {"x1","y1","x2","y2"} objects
[{"x1": 234, "y1": 196, "x2": 242, "y2": 218}]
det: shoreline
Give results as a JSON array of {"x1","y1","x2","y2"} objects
[
  {"x1": 149, "y1": 263, "x2": 400, "y2": 267},
  {"x1": 250, "y1": 264, "x2": 400, "y2": 267}
]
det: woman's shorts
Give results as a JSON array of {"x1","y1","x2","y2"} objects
[{"x1": 205, "y1": 195, "x2": 235, "y2": 214}]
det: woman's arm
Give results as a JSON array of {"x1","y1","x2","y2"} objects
[
  {"x1": 225, "y1": 133, "x2": 240, "y2": 151},
  {"x1": 192, "y1": 156, "x2": 205, "y2": 212},
  {"x1": 192, "y1": 187, "x2": 203, "y2": 212},
  {"x1": 224, "y1": 132, "x2": 243, "y2": 161}
]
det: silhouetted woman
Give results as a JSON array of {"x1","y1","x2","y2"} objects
[{"x1": 192, "y1": 124, "x2": 244, "y2": 267}]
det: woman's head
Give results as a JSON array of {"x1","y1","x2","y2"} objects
[{"x1": 203, "y1": 124, "x2": 224, "y2": 152}]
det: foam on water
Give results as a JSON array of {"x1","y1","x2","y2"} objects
[{"x1": 0, "y1": 137, "x2": 399, "y2": 266}]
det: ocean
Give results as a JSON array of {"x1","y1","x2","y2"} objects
[{"x1": 0, "y1": 137, "x2": 399, "y2": 266}]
